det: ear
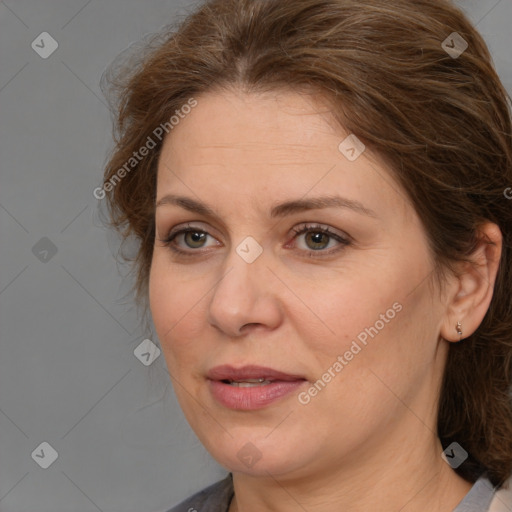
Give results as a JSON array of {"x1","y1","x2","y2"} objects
[{"x1": 440, "y1": 222, "x2": 502, "y2": 343}]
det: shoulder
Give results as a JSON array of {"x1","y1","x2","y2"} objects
[
  {"x1": 454, "y1": 472, "x2": 503, "y2": 512},
  {"x1": 488, "y1": 473, "x2": 512, "y2": 512},
  {"x1": 163, "y1": 473, "x2": 234, "y2": 512}
]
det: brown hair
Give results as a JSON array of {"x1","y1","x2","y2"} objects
[{"x1": 100, "y1": 0, "x2": 512, "y2": 488}]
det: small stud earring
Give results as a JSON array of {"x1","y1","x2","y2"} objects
[{"x1": 456, "y1": 321, "x2": 463, "y2": 341}]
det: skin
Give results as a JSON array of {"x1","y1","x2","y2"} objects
[{"x1": 149, "y1": 88, "x2": 502, "y2": 512}]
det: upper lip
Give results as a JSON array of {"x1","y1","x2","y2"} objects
[{"x1": 207, "y1": 365, "x2": 306, "y2": 382}]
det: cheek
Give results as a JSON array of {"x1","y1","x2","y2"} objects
[
  {"x1": 149, "y1": 257, "x2": 197, "y2": 351},
  {"x1": 148, "y1": 256, "x2": 208, "y2": 364},
  {"x1": 304, "y1": 275, "x2": 401, "y2": 345},
  {"x1": 303, "y1": 265, "x2": 434, "y2": 388},
  {"x1": 321, "y1": 285, "x2": 439, "y2": 415}
]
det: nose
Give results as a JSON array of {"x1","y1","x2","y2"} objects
[{"x1": 207, "y1": 246, "x2": 283, "y2": 337}]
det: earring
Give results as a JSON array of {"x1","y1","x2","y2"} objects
[{"x1": 456, "y1": 321, "x2": 463, "y2": 341}]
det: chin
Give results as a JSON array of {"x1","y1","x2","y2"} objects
[{"x1": 204, "y1": 433, "x2": 314, "y2": 478}]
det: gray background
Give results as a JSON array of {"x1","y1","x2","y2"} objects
[{"x1": 0, "y1": 1, "x2": 511, "y2": 511}]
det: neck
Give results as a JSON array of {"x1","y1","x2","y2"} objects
[{"x1": 228, "y1": 435, "x2": 473, "y2": 512}]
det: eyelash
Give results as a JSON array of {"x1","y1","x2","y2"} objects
[{"x1": 158, "y1": 223, "x2": 351, "y2": 259}]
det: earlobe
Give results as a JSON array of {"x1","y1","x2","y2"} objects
[
  {"x1": 455, "y1": 321, "x2": 463, "y2": 342},
  {"x1": 440, "y1": 222, "x2": 502, "y2": 344}
]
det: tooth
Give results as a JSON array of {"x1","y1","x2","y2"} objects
[{"x1": 228, "y1": 380, "x2": 272, "y2": 387}]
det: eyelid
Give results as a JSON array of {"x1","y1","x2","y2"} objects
[
  {"x1": 159, "y1": 222, "x2": 221, "y2": 249},
  {"x1": 162, "y1": 222, "x2": 220, "y2": 241},
  {"x1": 288, "y1": 223, "x2": 350, "y2": 242},
  {"x1": 158, "y1": 221, "x2": 351, "y2": 258},
  {"x1": 285, "y1": 223, "x2": 351, "y2": 257}
]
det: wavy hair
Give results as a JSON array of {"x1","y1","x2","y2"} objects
[{"x1": 100, "y1": 0, "x2": 512, "y2": 488}]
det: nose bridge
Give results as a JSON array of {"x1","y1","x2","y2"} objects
[
  {"x1": 222, "y1": 249, "x2": 257, "y2": 299},
  {"x1": 207, "y1": 237, "x2": 281, "y2": 335}
]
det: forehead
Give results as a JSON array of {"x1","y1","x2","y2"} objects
[
  {"x1": 162, "y1": 89, "x2": 341, "y2": 162},
  {"x1": 155, "y1": 88, "x2": 409, "y2": 221}
]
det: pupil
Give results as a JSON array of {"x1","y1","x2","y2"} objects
[
  {"x1": 186, "y1": 231, "x2": 206, "y2": 247},
  {"x1": 307, "y1": 232, "x2": 328, "y2": 249}
]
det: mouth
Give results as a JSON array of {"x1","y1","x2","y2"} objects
[
  {"x1": 206, "y1": 365, "x2": 308, "y2": 410},
  {"x1": 221, "y1": 378, "x2": 274, "y2": 387}
]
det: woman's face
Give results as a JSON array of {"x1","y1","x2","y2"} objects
[{"x1": 149, "y1": 88, "x2": 451, "y2": 478}]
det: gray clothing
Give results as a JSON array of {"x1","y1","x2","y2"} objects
[{"x1": 166, "y1": 472, "x2": 496, "y2": 512}]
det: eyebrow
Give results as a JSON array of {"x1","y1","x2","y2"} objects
[{"x1": 155, "y1": 194, "x2": 378, "y2": 218}]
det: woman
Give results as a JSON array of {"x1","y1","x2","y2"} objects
[{"x1": 100, "y1": 0, "x2": 512, "y2": 510}]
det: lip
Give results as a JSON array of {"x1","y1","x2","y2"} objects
[
  {"x1": 207, "y1": 365, "x2": 307, "y2": 410},
  {"x1": 207, "y1": 364, "x2": 306, "y2": 382}
]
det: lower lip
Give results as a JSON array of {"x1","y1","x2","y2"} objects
[{"x1": 208, "y1": 379, "x2": 306, "y2": 410}]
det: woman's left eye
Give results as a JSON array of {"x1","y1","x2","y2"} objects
[
  {"x1": 288, "y1": 224, "x2": 351, "y2": 256},
  {"x1": 158, "y1": 223, "x2": 350, "y2": 257}
]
